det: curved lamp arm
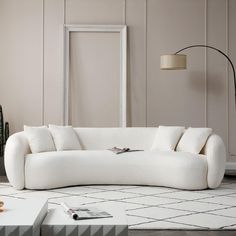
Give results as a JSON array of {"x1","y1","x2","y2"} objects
[
  {"x1": 175, "y1": 44, "x2": 236, "y2": 98},
  {"x1": 160, "y1": 44, "x2": 236, "y2": 106},
  {"x1": 175, "y1": 45, "x2": 236, "y2": 102}
]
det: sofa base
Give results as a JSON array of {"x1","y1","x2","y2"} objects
[{"x1": 25, "y1": 150, "x2": 208, "y2": 190}]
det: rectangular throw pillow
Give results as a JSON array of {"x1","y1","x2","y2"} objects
[
  {"x1": 176, "y1": 127, "x2": 212, "y2": 154},
  {"x1": 49, "y1": 124, "x2": 82, "y2": 151},
  {"x1": 151, "y1": 126, "x2": 185, "y2": 151},
  {"x1": 24, "y1": 125, "x2": 56, "y2": 153}
]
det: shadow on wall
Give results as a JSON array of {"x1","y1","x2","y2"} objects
[{"x1": 187, "y1": 71, "x2": 225, "y2": 95}]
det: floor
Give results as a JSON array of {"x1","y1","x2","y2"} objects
[
  {"x1": 0, "y1": 176, "x2": 236, "y2": 235},
  {"x1": 129, "y1": 230, "x2": 236, "y2": 236}
]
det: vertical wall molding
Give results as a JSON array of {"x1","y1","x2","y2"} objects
[
  {"x1": 145, "y1": 0, "x2": 147, "y2": 127},
  {"x1": 63, "y1": 0, "x2": 66, "y2": 24},
  {"x1": 226, "y1": 0, "x2": 230, "y2": 156},
  {"x1": 62, "y1": 0, "x2": 66, "y2": 124},
  {"x1": 123, "y1": 0, "x2": 126, "y2": 25},
  {"x1": 41, "y1": 0, "x2": 45, "y2": 125},
  {"x1": 204, "y1": 0, "x2": 208, "y2": 128}
]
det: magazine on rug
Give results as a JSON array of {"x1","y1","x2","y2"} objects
[{"x1": 61, "y1": 202, "x2": 112, "y2": 220}]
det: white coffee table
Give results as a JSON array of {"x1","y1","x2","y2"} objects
[
  {"x1": 41, "y1": 203, "x2": 128, "y2": 236},
  {"x1": 0, "y1": 196, "x2": 48, "y2": 236}
]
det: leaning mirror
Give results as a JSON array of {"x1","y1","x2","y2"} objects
[{"x1": 64, "y1": 25, "x2": 127, "y2": 127}]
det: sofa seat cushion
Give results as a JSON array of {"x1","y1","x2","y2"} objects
[{"x1": 25, "y1": 150, "x2": 208, "y2": 190}]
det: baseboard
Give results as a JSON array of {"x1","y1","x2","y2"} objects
[{"x1": 225, "y1": 162, "x2": 236, "y2": 176}]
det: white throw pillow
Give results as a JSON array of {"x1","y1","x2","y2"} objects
[
  {"x1": 151, "y1": 126, "x2": 185, "y2": 151},
  {"x1": 176, "y1": 127, "x2": 212, "y2": 154},
  {"x1": 24, "y1": 125, "x2": 56, "y2": 153},
  {"x1": 49, "y1": 124, "x2": 82, "y2": 151}
]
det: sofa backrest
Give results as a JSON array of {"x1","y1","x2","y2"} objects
[{"x1": 74, "y1": 127, "x2": 157, "y2": 150}]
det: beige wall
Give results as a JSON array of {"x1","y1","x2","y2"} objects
[
  {"x1": 0, "y1": 0, "x2": 236, "y2": 161},
  {"x1": 69, "y1": 32, "x2": 120, "y2": 127}
]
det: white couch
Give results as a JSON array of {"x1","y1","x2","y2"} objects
[{"x1": 4, "y1": 128, "x2": 226, "y2": 190}]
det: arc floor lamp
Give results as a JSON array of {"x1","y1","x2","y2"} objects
[
  {"x1": 160, "y1": 44, "x2": 236, "y2": 174},
  {"x1": 160, "y1": 44, "x2": 236, "y2": 104}
]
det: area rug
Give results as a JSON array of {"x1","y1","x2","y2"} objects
[{"x1": 0, "y1": 178, "x2": 236, "y2": 230}]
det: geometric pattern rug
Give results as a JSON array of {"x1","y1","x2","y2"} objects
[{"x1": 0, "y1": 178, "x2": 236, "y2": 230}]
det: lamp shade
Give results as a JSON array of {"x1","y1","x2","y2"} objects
[{"x1": 160, "y1": 54, "x2": 186, "y2": 70}]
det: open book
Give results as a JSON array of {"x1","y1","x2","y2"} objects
[
  {"x1": 108, "y1": 147, "x2": 143, "y2": 154},
  {"x1": 61, "y1": 203, "x2": 112, "y2": 220}
]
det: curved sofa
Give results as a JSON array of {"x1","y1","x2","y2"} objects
[{"x1": 4, "y1": 128, "x2": 226, "y2": 190}]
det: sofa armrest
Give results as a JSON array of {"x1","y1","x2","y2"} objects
[
  {"x1": 4, "y1": 132, "x2": 30, "y2": 190},
  {"x1": 203, "y1": 134, "x2": 226, "y2": 189}
]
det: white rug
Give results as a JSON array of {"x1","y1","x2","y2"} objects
[{"x1": 0, "y1": 179, "x2": 236, "y2": 230}]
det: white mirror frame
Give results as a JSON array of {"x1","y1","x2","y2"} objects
[{"x1": 63, "y1": 25, "x2": 127, "y2": 127}]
